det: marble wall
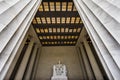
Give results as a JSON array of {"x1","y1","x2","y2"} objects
[{"x1": 35, "y1": 46, "x2": 82, "y2": 80}]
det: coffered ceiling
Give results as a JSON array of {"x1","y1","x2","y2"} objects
[{"x1": 32, "y1": 0, "x2": 83, "y2": 46}]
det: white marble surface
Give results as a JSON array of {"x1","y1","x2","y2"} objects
[
  {"x1": 51, "y1": 61, "x2": 68, "y2": 80},
  {"x1": 74, "y1": 0, "x2": 120, "y2": 79},
  {"x1": 0, "y1": 0, "x2": 42, "y2": 79}
]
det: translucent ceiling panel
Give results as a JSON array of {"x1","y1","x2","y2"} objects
[
  {"x1": 71, "y1": 17, "x2": 75, "y2": 23},
  {"x1": 32, "y1": 0, "x2": 83, "y2": 46},
  {"x1": 50, "y1": 2, "x2": 55, "y2": 11},
  {"x1": 46, "y1": 17, "x2": 51, "y2": 24},
  {"x1": 41, "y1": 17, "x2": 46, "y2": 24},
  {"x1": 62, "y1": 2, "x2": 66, "y2": 11},
  {"x1": 36, "y1": 17, "x2": 41, "y2": 24},
  {"x1": 62, "y1": 17, "x2": 65, "y2": 23},
  {"x1": 39, "y1": 5, "x2": 43, "y2": 11},
  {"x1": 44, "y1": 28, "x2": 48, "y2": 33},
  {"x1": 43, "y1": 2, "x2": 49, "y2": 11},
  {"x1": 52, "y1": 17, "x2": 55, "y2": 24},
  {"x1": 67, "y1": 2, "x2": 73, "y2": 11},
  {"x1": 66, "y1": 17, "x2": 70, "y2": 23},
  {"x1": 57, "y1": 17, "x2": 60, "y2": 24},
  {"x1": 56, "y1": 2, "x2": 60, "y2": 11}
]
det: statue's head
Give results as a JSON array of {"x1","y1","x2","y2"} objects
[{"x1": 58, "y1": 60, "x2": 61, "y2": 64}]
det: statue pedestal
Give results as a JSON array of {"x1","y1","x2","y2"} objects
[
  {"x1": 51, "y1": 62, "x2": 68, "y2": 80},
  {"x1": 51, "y1": 76, "x2": 67, "y2": 80}
]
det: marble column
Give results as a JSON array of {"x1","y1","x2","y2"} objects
[
  {"x1": 31, "y1": 48, "x2": 41, "y2": 80},
  {"x1": 0, "y1": 0, "x2": 42, "y2": 79},
  {"x1": 14, "y1": 38, "x2": 34, "y2": 80},
  {"x1": 83, "y1": 37, "x2": 103, "y2": 80},
  {"x1": 76, "y1": 47, "x2": 88, "y2": 79},
  {"x1": 4, "y1": 33, "x2": 28, "y2": 79},
  {"x1": 79, "y1": 44, "x2": 95, "y2": 79},
  {"x1": 23, "y1": 44, "x2": 39, "y2": 80},
  {"x1": 74, "y1": 0, "x2": 120, "y2": 79}
]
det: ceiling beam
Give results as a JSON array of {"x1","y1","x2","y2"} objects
[
  {"x1": 38, "y1": 32, "x2": 80, "y2": 36},
  {"x1": 42, "y1": 0, "x2": 73, "y2": 2},
  {"x1": 33, "y1": 24, "x2": 83, "y2": 28},
  {"x1": 35, "y1": 12, "x2": 79, "y2": 17}
]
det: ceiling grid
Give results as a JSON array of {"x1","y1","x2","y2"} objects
[{"x1": 32, "y1": 0, "x2": 83, "y2": 46}]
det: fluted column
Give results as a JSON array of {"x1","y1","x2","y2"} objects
[
  {"x1": 79, "y1": 43, "x2": 95, "y2": 79},
  {"x1": 23, "y1": 44, "x2": 39, "y2": 80},
  {"x1": 4, "y1": 33, "x2": 29, "y2": 79},
  {"x1": 14, "y1": 38, "x2": 34, "y2": 80},
  {"x1": 76, "y1": 47, "x2": 88, "y2": 79},
  {"x1": 31, "y1": 47, "x2": 41, "y2": 80},
  {"x1": 74, "y1": 0, "x2": 120, "y2": 79},
  {"x1": 0, "y1": 0, "x2": 42, "y2": 79},
  {"x1": 83, "y1": 37, "x2": 103, "y2": 79}
]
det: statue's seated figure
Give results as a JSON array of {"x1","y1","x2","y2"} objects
[
  {"x1": 54, "y1": 63, "x2": 66, "y2": 76},
  {"x1": 51, "y1": 61, "x2": 68, "y2": 80}
]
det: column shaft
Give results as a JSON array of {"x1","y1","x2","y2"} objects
[
  {"x1": 31, "y1": 48, "x2": 41, "y2": 80},
  {"x1": 76, "y1": 47, "x2": 88, "y2": 79},
  {"x1": 14, "y1": 39, "x2": 34, "y2": 80},
  {"x1": 83, "y1": 39, "x2": 103, "y2": 79},
  {"x1": 23, "y1": 44, "x2": 38, "y2": 80},
  {"x1": 79, "y1": 44, "x2": 95, "y2": 79}
]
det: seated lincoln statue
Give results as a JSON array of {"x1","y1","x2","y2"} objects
[{"x1": 51, "y1": 61, "x2": 68, "y2": 80}]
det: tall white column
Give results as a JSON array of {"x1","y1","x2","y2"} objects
[
  {"x1": 76, "y1": 47, "x2": 88, "y2": 79},
  {"x1": 4, "y1": 33, "x2": 28, "y2": 79},
  {"x1": 31, "y1": 48, "x2": 41, "y2": 80},
  {"x1": 14, "y1": 38, "x2": 34, "y2": 80},
  {"x1": 0, "y1": 0, "x2": 42, "y2": 79},
  {"x1": 23, "y1": 44, "x2": 39, "y2": 80},
  {"x1": 79, "y1": 44, "x2": 95, "y2": 79},
  {"x1": 83, "y1": 38, "x2": 103, "y2": 80},
  {"x1": 74, "y1": 0, "x2": 120, "y2": 79}
]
